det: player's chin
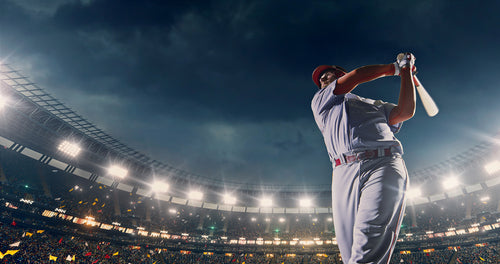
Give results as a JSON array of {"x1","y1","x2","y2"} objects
[{"x1": 321, "y1": 81, "x2": 333, "y2": 89}]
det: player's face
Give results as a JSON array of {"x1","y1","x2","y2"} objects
[{"x1": 319, "y1": 70, "x2": 338, "y2": 89}]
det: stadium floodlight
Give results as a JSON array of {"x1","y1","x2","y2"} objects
[
  {"x1": 299, "y1": 198, "x2": 313, "y2": 208},
  {"x1": 265, "y1": 218, "x2": 271, "y2": 222},
  {"x1": 442, "y1": 175, "x2": 459, "y2": 190},
  {"x1": 279, "y1": 217, "x2": 285, "y2": 223},
  {"x1": 58, "y1": 141, "x2": 81, "y2": 157},
  {"x1": 260, "y1": 197, "x2": 273, "y2": 207},
  {"x1": 484, "y1": 160, "x2": 500, "y2": 175},
  {"x1": 480, "y1": 196, "x2": 490, "y2": 202},
  {"x1": 407, "y1": 187, "x2": 422, "y2": 200},
  {"x1": 188, "y1": 190, "x2": 203, "y2": 200},
  {"x1": 168, "y1": 209, "x2": 177, "y2": 214},
  {"x1": 251, "y1": 217, "x2": 257, "y2": 222},
  {"x1": 0, "y1": 95, "x2": 10, "y2": 109},
  {"x1": 0, "y1": 100, "x2": 5, "y2": 109},
  {"x1": 108, "y1": 165, "x2": 128, "y2": 179},
  {"x1": 223, "y1": 194, "x2": 237, "y2": 205},
  {"x1": 151, "y1": 181, "x2": 169, "y2": 193}
]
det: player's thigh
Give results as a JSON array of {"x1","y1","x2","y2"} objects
[{"x1": 356, "y1": 156, "x2": 407, "y2": 233}]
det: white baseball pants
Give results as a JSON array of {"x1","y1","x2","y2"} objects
[{"x1": 332, "y1": 155, "x2": 408, "y2": 264}]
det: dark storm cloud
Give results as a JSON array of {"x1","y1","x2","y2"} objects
[{"x1": 1, "y1": 0, "x2": 500, "y2": 185}]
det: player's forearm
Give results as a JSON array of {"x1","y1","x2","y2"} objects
[
  {"x1": 335, "y1": 64, "x2": 396, "y2": 95},
  {"x1": 389, "y1": 68, "x2": 416, "y2": 125}
]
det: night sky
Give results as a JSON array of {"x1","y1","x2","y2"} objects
[{"x1": 1, "y1": 0, "x2": 499, "y2": 186}]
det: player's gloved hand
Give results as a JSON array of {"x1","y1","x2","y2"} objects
[{"x1": 393, "y1": 52, "x2": 416, "y2": 76}]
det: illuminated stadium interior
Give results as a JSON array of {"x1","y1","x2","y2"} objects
[{"x1": 1, "y1": 63, "x2": 500, "y2": 262}]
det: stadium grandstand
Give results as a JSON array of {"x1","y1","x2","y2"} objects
[{"x1": 1, "y1": 63, "x2": 500, "y2": 263}]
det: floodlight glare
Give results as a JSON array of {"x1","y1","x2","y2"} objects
[
  {"x1": 223, "y1": 194, "x2": 237, "y2": 205},
  {"x1": 152, "y1": 181, "x2": 169, "y2": 193},
  {"x1": 279, "y1": 218, "x2": 285, "y2": 223},
  {"x1": 407, "y1": 187, "x2": 422, "y2": 200},
  {"x1": 260, "y1": 197, "x2": 273, "y2": 207},
  {"x1": 480, "y1": 196, "x2": 490, "y2": 202},
  {"x1": 188, "y1": 190, "x2": 203, "y2": 200},
  {"x1": 58, "y1": 141, "x2": 81, "y2": 157},
  {"x1": 0, "y1": 96, "x2": 8, "y2": 109},
  {"x1": 108, "y1": 165, "x2": 128, "y2": 179},
  {"x1": 485, "y1": 160, "x2": 500, "y2": 175},
  {"x1": 299, "y1": 198, "x2": 313, "y2": 208},
  {"x1": 442, "y1": 176, "x2": 459, "y2": 190}
]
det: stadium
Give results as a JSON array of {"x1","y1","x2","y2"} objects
[{"x1": 1, "y1": 62, "x2": 500, "y2": 263}]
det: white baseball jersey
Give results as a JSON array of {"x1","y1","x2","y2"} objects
[{"x1": 311, "y1": 79, "x2": 403, "y2": 164}]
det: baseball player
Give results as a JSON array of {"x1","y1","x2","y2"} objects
[{"x1": 311, "y1": 53, "x2": 416, "y2": 263}]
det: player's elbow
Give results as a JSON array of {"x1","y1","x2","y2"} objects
[
  {"x1": 389, "y1": 106, "x2": 415, "y2": 125},
  {"x1": 400, "y1": 105, "x2": 416, "y2": 119}
]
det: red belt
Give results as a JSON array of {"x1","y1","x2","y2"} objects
[{"x1": 334, "y1": 148, "x2": 393, "y2": 167}]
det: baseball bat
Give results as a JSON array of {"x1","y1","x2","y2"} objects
[{"x1": 413, "y1": 75, "x2": 439, "y2": 117}]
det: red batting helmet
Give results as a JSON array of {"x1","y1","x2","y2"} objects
[{"x1": 312, "y1": 65, "x2": 347, "y2": 88}]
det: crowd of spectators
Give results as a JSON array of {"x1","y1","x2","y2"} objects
[
  {"x1": 2, "y1": 218, "x2": 500, "y2": 263},
  {"x1": 0, "y1": 221, "x2": 161, "y2": 263},
  {"x1": 2, "y1": 155, "x2": 500, "y2": 262},
  {"x1": 390, "y1": 249, "x2": 455, "y2": 264}
]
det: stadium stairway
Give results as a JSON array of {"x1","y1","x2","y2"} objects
[
  {"x1": 159, "y1": 255, "x2": 167, "y2": 264},
  {"x1": 447, "y1": 251, "x2": 458, "y2": 264}
]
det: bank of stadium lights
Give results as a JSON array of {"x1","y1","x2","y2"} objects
[
  {"x1": 151, "y1": 181, "x2": 169, "y2": 193},
  {"x1": 222, "y1": 194, "x2": 237, "y2": 205},
  {"x1": 260, "y1": 197, "x2": 273, "y2": 207},
  {"x1": 58, "y1": 141, "x2": 81, "y2": 157},
  {"x1": 407, "y1": 187, "x2": 422, "y2": 200},
  {"x1": 107, "y1": 165, "x2": 128, "y2": 179},
  {"x1": 442, "y1": 175, "x2": 460, "y2": 190},
  {"x1": 299, "y1": 198, "x2": 313, "y2": 208},
  {"x1": 279, "y1": 217, "x2": 286, "y2": 223},
  {"x1": 484, "y1": 160, "x2": 500, "y2": 175},
  {"x1": 188, "y1": 190, "x2": 203, "y2": 200},
  {"x1": 480, "y1": 196, "x2": 490, "y2": 203}
]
